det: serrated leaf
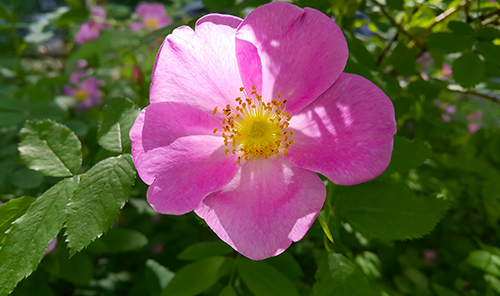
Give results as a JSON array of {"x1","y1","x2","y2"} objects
[
  {"x1": 426, "y1": 32, "x2": 474, "y2": 54},
  {"x1": 65, "y1": 154, "x2": 136, "y2": 256},
  {"x1": 98, "y1": 97, "x2": 140, "y2": 153},
  {"x1": 238, "y1": 258, "x2": 300, "y2": 296},
  {"x1": 466, "y1": 250, "x2": 500, "y2": 277},
  {"x1": 0, "y1": 196, "x2": 36, "y2": 242},
  {"x1": 177, "y1": 241, "x2": 233, "y2": 261},
  {"x1": 385, "y1": 136, "x2": 432, "y2": 173},
  {"x1": 86, "y1": 228, "x2": 148, "y2": 253},
  {"x1": 19, "y1": 120, "x2": 82, "y2": 177},
  {"x1": 161, "y1": 256, "x2": 232, "y2": 296},
  {"x1": 334, "y1": 180, "x2": 448, "y2": 240},
  {"x1": 452, "y1": 53, "x2": 485, "y2": 89},
  {"x1": 0, "y1": 177, "x2": 78, "y2": 296},
  {"x1": 313, "y1": 253, "x2": 376, "y2": 296}
]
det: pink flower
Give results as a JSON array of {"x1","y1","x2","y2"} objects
[
  {"x1": 75, "y1": 7, "x2": 109, "y2": 44},
  {"x1": 64, "y1": 70, "x2": 102, "y2": 110},
  {"x1": 441, "y1": 114, "x2": 451, "y2": 122},
  {"x1": 130, "y1": 2, "x2": 172, "y2": 31},
  {"x1": 44, "y1": 237, "x2": 57, "y2": 256},
  {"x1": 130, "y1": 2, "x2": 396, "y2": 260},
  {"x1": 467, "y1": 111, "x2": 482, "y2": 121},
  {"x1": 468, "y1": 123, "x2": 481, "y2": 133},
  {"x1": 444, "y1": 105, "x2": 456, "y2": 114},
  {"x1": 442, "y1": 65, "x2": 452, "y2": 76}
]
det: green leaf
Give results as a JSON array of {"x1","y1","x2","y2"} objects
[
  {"x1": 385, "y1": 136, "x2": 432, "y2": 173},
  {"x1": 0, "y1": 177, "x2": 78, "y2": 296},
  {"x1": 447, "y1": 21, "x2": 474, "y2": 36},
  {"x1": 334, "y1": 180, "x2": 449, "y2": 240},
  {"x1": 0, "y1": 196, "x2": 36, "y2": 242},
  {"x1": 265, "y1": 252, "x2": 304, "y2": 279},
  {"x1": 386, "y1": 0, "x2": 404, "y2": 10},
  {"x1": 466, "y1": 250, "x2": 500, "y2": 277},
  {"x1": 452, "y1": 53, "x2": 485, "y2": 89},
  {"x1": 202, "y1": 0, "x2": 235, "y2": 10},
  {"x1": 19, "y1": 120, "x2": 82, "y2": 177},
  {"x1": 476, "y1": 42, "x2": 500, "y2": 67},
  {"x1": 65, "y1": 154, "x2": 136, "y2": 256},
  {"x1": 313, "y1": 253, "x2": 376, "y2": 296},
  {"x1": 177, "y1": 241, "x2": 233, "y2": 261},
  {"x1": 388, "y1": 43, "x2": 416, "y2": 77},
  {"x1": 86, "y1": 228, "x2": 148, "y2": 253},
  {"x1": 9, "y1": 167, "x2": 44, "y2": 189},
  {"x1": 238, "y1": 258, "x2": 300, "y2": 296},
  {"x1": 97, "y1": 97, "x2": 140, "y2": 153},
  {"x1": 161, "y1": 256, "x2": 232, "y2": 296},
  {"x1": 145, "y1": 259, "x2": 174, "y2": 295},
  {"x1": 43, "y1": 251, "x2": 93, "y2": 285},
  {"x1": 219, "y1": 286, "x2": 237, "y2": 296},
  {"x1": 426, "y1": 32, "x2": 474, "y2": 54}
]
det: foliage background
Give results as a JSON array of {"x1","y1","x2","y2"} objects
[{"x1": 1, "y1": 0, "x2": 500, "y2": 295}]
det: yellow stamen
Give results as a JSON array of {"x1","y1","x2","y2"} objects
[
  {"x1": 213, "y1": 86, "x2": 294, "y2": 163},
  {"x1": 74, "y1": 89, "x2": 89, "y2": 101}
]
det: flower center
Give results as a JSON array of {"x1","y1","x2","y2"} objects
[
  {"x1": 74, "y1": 89, "x2": 89, "y2": 101},
  {"x1": 213, "y1": 86, "x2": 293, "y2": 163},
  {"x1": 144, "y1": 17, "x2": 159, "y2": 29}
]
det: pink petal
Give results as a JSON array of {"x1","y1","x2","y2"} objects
[
  {"x1": 130, "y1": 22, "x2": 144, "y2": 31},
  {"x1": 195, "y1": 157, "x2": 326, "y2": 260},
  {"x1": 130, "y1": 102, "x2": 240, "y2": 215},
  {"x1": 287, "y1": 73, "x2": 396, "y2": 185},
  {"x1": 235, "y1": 2, "x2": 348, "y2": 115},
  {"x1": 75, "y1": 22, "x2": 101, "y2": 44},
  {"x1": 91, "y1": 6, "x2": 106, "y2": 19},
  {"x1": 150, "y1": 14, "x2": 244, "y2": 111},
  {"x1": 468, "y1": 123, "x2": 481, "y2": 133}
]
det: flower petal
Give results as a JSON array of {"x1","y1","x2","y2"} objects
[
  {"x1": 130, "y1": 102, "x2": 240, "y2": 215},
  {"x1": 235, "y1": 2, "x2": 348, "y2": 115},
  {"x1": 195, "y1": 157, "x2": 326, "y2": 260},
  {"x1": 150, "y1": 14, "x2": 244, "y2": 110},
  {"x1": 130, "y1": 102, "x2": 229, "y2": 185},
  {"x1": 287, "y1": 73, "x2": 397, "y2": 185}
]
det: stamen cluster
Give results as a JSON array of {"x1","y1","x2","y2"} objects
[{"x1": 213, "y1": 86, "x2": 294, "y2": 163}]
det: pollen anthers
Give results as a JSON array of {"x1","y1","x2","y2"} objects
[{"x1": 213, "y1": 86, "x2": 294, "y2": 163}]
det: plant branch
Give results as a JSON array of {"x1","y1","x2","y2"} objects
[
  {"x1": 369, "y1": 0, "x2": 422, "y2": 47},
  {"x1": 447, "y1": 87, "x2": 500, "y2": 105},
  {"x1": 479, "y1": 8, "x2": 500, "y2": 20},
  {"x1": 376, "y1": 32, "x2": 398, "y2": 67}
]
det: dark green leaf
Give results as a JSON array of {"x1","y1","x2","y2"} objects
[
  {"x1": 219, "y1": 286, "x2": 237, "y2": 296},
  {"x1": 452, "y1": 53, "x2": 485, "y2": 89},
  {"x1": 86, "y1": 228, "x2": 148, "y2": 253},
  {"x1": 334, "y1": 180, "x2": 449, "y2": 240},
  {"x1": 386, "y1": 0, "x2": 404, "y2": 10},
  {"x1": 238, "y1": 258, "x2": 300, "y2": 296},
  {"x1": 161, "y1": 256, "x2": 232, "y2": 296},
  {"x1": 448, "y1": 21, "x2": 474, "y2": 36},
  {"x1": 313, "y1": 253, "x2": 376, "y2": 296},
  {"x1": 43, "y1": 251, "x2": 93, "y2": 285},
  {"x1": 385, "y1": 136, "x2": 432, "y2": 173},
  {"x1": 178, "y1": 241, "x2": 233, "y2": 261},
  {"x1": 0, "y1": 177, "x2": 78, "y2": 296},
  {"x1": 476, "y1": 42, "x2": 500, "y2": 67},
  {"x1": 265, "y1": 252, "x2": 304, "y2": 279},
  {"x1": 98, "y1": 97, "x2": 140, "y2": 153},
  {"x1": 202, "y1": 0, "x2": 235, "y2": 10},
  {"x1": 65, "y1": 155, "x2": 136, "y2": 256},
  {"x1": 9, "y1": 167, "x2": 44, "y2": 189},
  {"x1": 19, "y1": 120, "x2": 82, "y2": 177},
  {"x1": 0, "y1": 196, "x2": 35, "y2": 242},
  {"x1": 388, "y1": 43, "x2": 416, "y2": 77},
  {"x1": 427, "y1": 32, "x2": 474, "y2": 54}
]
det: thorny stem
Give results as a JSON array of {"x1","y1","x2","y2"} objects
[{"x1": 447, "y1": 87, "x2": 500, "y2": 105}]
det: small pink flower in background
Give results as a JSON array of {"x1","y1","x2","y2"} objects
[
  {"x1": 467, "y1": 111, "x2": 482, "y2": 133},
  {"x1": 417, "y1": 52, "x2": 432, "y2": 71},
  {"x1": 75, "y1": 7, "x2": 109, "y2": 44},
  {"x1": 150, "y1": 242, "x2": 164, "y2": 254},
  {"x1": 130, "y1": 2, "x2": 172, "y2": 31},
  {"x1": 444, "y1": 105, "x2": 456, "y2": 114},
  {"x1": 423, "y1": 249, "x2": 437, "y2": 266},
  {"x1": 64, "y1": 71, "x2": 103, "y2": 110},
  {"x1": 467, "y1": 111, "x2": 482, "y2": 121},
  {"x1": 442, "y1": 65, "x2": 452, "y2": 76},
  {"x1": 132, "y1": 64, "x2": 144, "y2": 84},
  {"x1": 77, "y1": 59, "x2": 88, "y2": 68},
  {"x1": 435, "y1": 100, "x2": 456, "y2": 122},
  {"x1": 441, "y1": 114, "x2": 451, "y2": 122},
  {"x1": 130, "y1": 2, "x2": 396, "y2": 260}
]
